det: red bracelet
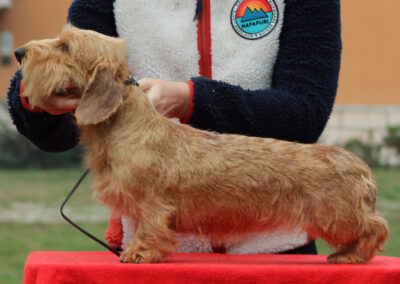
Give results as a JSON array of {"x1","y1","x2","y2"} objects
[
  {"x1": 19, "y1": 81, "x2": 44, "y2": 113},
  {"x1": 181, "y1": 81, "x2": 194, "y2": 124}
]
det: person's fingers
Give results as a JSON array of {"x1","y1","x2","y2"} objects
[
  {"x1": 50, "y1": 96, "x2": 80, "y2": 110},
  {"x1": 146, "y1": 88, "x2": 164, "y2": 114},
  {"x1": 136, "y1": 79, "x2": 190, "y2": 119},
  {"x1": 138, "y1": 78, "x2": 155, "y2": 92},
  {"x1": 42, "y1": 96, "x2": 80, "y2": 115}
]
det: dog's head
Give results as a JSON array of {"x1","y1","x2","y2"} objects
[{"x1": 16, "y1": 25, "x2": 130, "y2": 125}]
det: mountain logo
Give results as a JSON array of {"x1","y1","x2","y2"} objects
[{"x1": 231, "y1": 0, "x2": 278, "y2": 40}]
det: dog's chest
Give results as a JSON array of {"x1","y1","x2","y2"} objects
[{"x1": 91, "y1": 170, "x2": 143, "y2": 215}]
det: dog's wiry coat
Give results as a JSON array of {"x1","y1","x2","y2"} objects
[{"x1": 18, "y1": 26, "x2": 388, "y2": 264}]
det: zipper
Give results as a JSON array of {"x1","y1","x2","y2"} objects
[{"x1": 197, "y1": 0, "x2": 212, "y2": 78}]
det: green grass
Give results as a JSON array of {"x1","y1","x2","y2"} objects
[
  {"x1": 0, "y1": 222, "x2": 108, "y2": 284},
  {"x1": 0, "y1": 168, "x2": 109, "y2": 283},
  {"x1": 0, "y1": 169, "x2": 93, "y2": 206},
  {"x1": 0, "y1": 168, "x2": 399, "y2": 284}
]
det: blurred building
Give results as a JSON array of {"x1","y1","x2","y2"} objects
[
  {"x1": 0, "y1": 0, "x2": 70, "y2": 97},
  {"x1": 0, "y1": 0, "x2": 11, "y2": 9},
  {"x1": 0, "y1": 0, "x2": 399, "y2": 148},
  {"x1": 321, "y1": 0, "x2": 400, "y2": 160}
]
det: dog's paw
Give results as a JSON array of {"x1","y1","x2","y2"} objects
[
  {"x1": 327, "y1": 253, "x2": 367, "y2": 264},
  {"x1": 120, "y1": 247, "x2": 164, "y2": 264},
  {"x1": 120, "y1": 250, "x2": 144, "y2": 264}
]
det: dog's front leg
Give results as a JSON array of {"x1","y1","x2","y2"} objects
[{"x1": 120, "y1": 201, "x2": 177, "y2": 263}]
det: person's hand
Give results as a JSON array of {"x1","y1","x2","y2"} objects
[
  {"x1": 138, "y1": 78, "x2": 191, "y2": 121},
  {"x1": 20, "y1": 81, "x2": 80, "y2": 115},
  {"x1": 40, "y1": 95, "x2": 80, "y2": 115}
]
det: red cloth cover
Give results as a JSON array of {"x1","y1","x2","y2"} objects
[
  {"x1": 23, "y1": 252, "x2": 400, "y2": 284},
  {"x1": 104, "y1": 214, "x2": 123, "y2": 249}
]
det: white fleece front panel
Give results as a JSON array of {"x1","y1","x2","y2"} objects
[
  {"x1": 114, "y1": 0, "x2": 199, "y2": 81},
  {"x1": 211, "y1": 0, "x2": 285, "y2": 90},
  {"x1": 114, "y1": 0, "x2": 284, "y2": 90}
]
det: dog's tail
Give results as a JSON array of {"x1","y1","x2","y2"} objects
[
  {"x1": 365, "y1": 214, "x2": 389, "y2": 253},
  {"x1": 341, "y1": 174, "x2": 389, "y2": 262},
  {"x1": 327, "y1": 172, "x2": 389, "y2": 263},
  {"x1": 322, "y1": 173, "x2": 389, "y2": 263}
]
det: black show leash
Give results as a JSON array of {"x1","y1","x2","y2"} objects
[{"x1": 60, "y1": 169, "x2": 121, "y2": 257}]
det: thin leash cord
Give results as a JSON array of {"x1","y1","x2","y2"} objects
[{"x1": 60, "y1": 169, "x2": 121, "y2": 257}]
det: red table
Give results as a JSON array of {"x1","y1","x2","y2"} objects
[{"x1": 23, "y1": 252, "x2": 400, "y2": 284}]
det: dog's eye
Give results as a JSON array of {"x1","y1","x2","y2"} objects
[
  {"x1": 60, "y1": 44, "x2": 69, "y2": 53},
  {"x1": 57, "y1": 42, "x2": 69, "y2": 53}
]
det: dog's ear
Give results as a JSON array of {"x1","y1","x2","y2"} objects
[{"x1": 75, "y1": 71, "x2": 124, "y2": 126}]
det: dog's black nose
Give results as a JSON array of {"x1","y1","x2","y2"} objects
[{"x1": 14, "y1": 48, "x2": 26, "y2": 64}]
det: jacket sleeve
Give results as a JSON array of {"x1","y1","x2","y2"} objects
[
  {"x1": 6, "y1": 0, "x2": 117, "y2": 152},
  {"x1": 189, "y1": 0, "x2": 342, "y2": 143},
  {"x1": 7, "y1": 70, "x2": 80, "y2": 151},
  {"x1": 67, "y1": 0, "x2": 118, "y2": 37}
]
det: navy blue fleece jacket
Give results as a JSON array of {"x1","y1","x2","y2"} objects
[{"x1": 7, "y1": 0, "x2": 341, "y2": 151}]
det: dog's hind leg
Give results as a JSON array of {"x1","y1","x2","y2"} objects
[
  {"x1": 120, "y1": 201, "x2": 177, "y2": 263},
  {"x1": 327, "y1": 214, "x2": 388, "y2": 264}
]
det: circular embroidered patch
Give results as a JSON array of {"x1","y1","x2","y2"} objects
[{"x1": 231, "y1": 0, "x2": 278, "y2": 40}]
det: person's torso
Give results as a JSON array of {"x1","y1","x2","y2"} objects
[{"x1": 114, "y1": 0, "x2": 285, "y2": 90}]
